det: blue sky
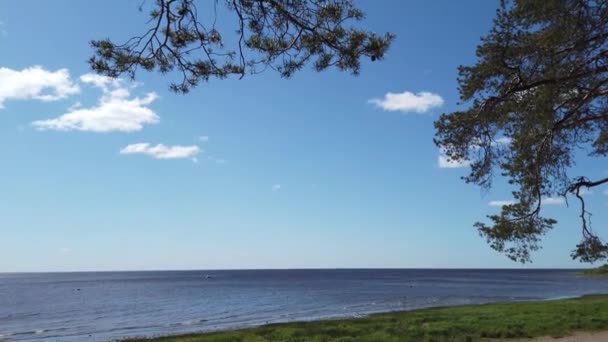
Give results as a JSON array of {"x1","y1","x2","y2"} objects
[{"x1": 0, "y1": 1, "x2": 606, "y2": 272}]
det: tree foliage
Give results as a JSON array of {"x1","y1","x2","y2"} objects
[
  {"x1": 435, "y1": 0, "x2": 608, "y2": 263},
  {"x1": 89, "y1": 0, "x2": 394, "y2": 93}
]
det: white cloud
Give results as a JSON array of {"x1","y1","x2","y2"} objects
[
  {"x1": 369, "y1": 91, "x2": 444, "y2": 113},
  {"x1": 470, "y1": 136, "x2": 512, "y2": 151},
  {"x1": 119, "y1": 143, "x2": 200, "y2": 160},
  {"x1": 32, "y1": 74, "x2": 159, "y2": 132},
  {"x1": 59, "y1": 247, "x2": 71, "y2": 254},
  {"x1": 67, "y1": 102, "x2": 82, "y2": 111},
  {"x1": 438, "y1": 155, "x2": 470, "y2": 168},
  {"x1": 80, "y1": 73, "x2": 121, "y2": 91},
  {"x1": 0, "y1": 66, "x2": 79, "y2": 109},
  {"x1": 489, "y1": 200, "x2": 516, "y2": 207},
  {"x1": 494, "y1": 137, "x2": 512, "y2": 145},
  {"x1": 272, "y1": 184, "x2": 282, "y2": 191},
  {"x1": 543, "y1": 197, "x2": 565, "y2": 205},
  {"x1": 488, "y1": 197, "x2": 564, "y2": 206},
  {"x1": 437, "y1": 147, "x2": 470, "y2": 169},
  {"x1": 198, "y1": 135, "x2": 209, "y2": 142},
  {"x1": 490, "y1": 197, "x2": 565, "y2": 207}
]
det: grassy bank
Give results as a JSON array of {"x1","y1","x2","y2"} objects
[
  {"x1": 126, "y1": 295, "x2": 608, "y2": 341},
  {"x1": 579, "y1": 264, "x2": 608, "y2": 278}
]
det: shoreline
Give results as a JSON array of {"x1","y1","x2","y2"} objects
[
  {"x1": 5, "y1": 270, "x2": 605, "y2": 341},
  {"x1": 124, "y1": 294, "x2": 608, "y2": 341}
]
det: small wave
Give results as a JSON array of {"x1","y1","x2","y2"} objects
[
  {"x1": 342, "y1": 302, "x2": 377, "y2": 310},
  {"x1": 542, "y1": 295, "x2": 578, "y2": 301},
  {"x1": 168, "y1": 318, "x2": 208, "y2": 327},
  {"x1": 1, "y1": 312, "x2": 41, "y2": 321},
  {"x1": 209, "y1": 314, "x2": 239, "y2": 321},
  {"x1": 180, "y1": 319, "x2": 208, "y2": 326},
  {"x1": 6, "y1": 326, "x2": 70, "y2": 338},
  {"x1": 11, "y1": 329, "x2": 49, "y2": 337}
]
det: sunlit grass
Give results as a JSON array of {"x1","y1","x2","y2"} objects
[{"x1": 127, "y1": 295, "x2": 608, "y2": 341}]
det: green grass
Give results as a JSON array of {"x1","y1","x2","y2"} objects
[
  {"x1": 125, "y1": 295, "x2": 608, "y2": 342},
  {"x1": 579, "y1": 264, "x2": 608, "y2": 278}
]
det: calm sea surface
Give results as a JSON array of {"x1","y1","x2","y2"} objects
[{"x1": 1, "y1": 269, "x2": 607, "y2": 341}]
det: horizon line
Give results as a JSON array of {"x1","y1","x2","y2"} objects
[{"x1": 0, "y1": 266, "x2": 592, "y2": 274}]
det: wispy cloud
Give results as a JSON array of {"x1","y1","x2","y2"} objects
[
  {"x1": 437, "y1": 147, "x2": 470, "y2": 169},
  {"x1": 198, "y1": 135, "x2": 209, "y2": 142},
  {"x1": 369, "y1": 91, "x2": 444, "y2": 113},
  {"x1": 490, "y1": 197, "x2": 565, "y2": 207},
  {"x1": 489, "y1": 200, "x2": 516, "y2": 207},
  {"x1": 120, "y1": 143, "x2": 200, "y2": 160},
  {"x1": 204, "y1": 155, "x2": 226, "y2": 164},
  {"x1": 272, "y1": 184, "x2": 282, "y2": 192},
  {"x1": 0, "y1": 66, "x2": 79, "y2": 109},
  {"x1": 32, "y1": 74, "x2": 159, "y2": 132},
  {"x1": 578, "y1": 188, "x2": 593, "y2": 196},
  {"x1": 543, "y1": 197, "x2": 565, "y2": 205},
  {"x1": 58, "y1": 247, "x2": 71, "y2": 254}
]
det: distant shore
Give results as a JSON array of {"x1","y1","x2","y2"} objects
[
  {"x1": 579, "y1": 264, "x2": 608, "y2": 278},
  {"x1": 125, "y1": 294, "x2": 608, "y2": 342}
]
